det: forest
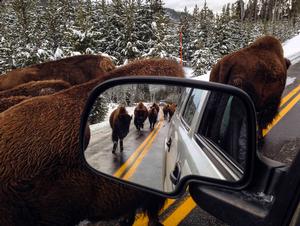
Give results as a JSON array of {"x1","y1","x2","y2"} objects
[{"x1": 0, "y1": 0, "x2": 299, "y2": 76}]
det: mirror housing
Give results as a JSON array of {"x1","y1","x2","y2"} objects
[{"x1": 80, "y1": 76, "x2": 257, "y2": 198}]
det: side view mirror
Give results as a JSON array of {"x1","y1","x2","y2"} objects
[{"x1": 80, "y1": 77, "x2": 257, "y2": 197}]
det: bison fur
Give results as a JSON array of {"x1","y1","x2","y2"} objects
[
  {"x1": 167, "y1": 103, "x2": 176, "y2": 122},
  {"x1": 0, "y1": 95, "x2": 32, "y2": 113},
  {"x1": 134, "y1": 102, "x2": 148, "y2": 131},
  {"x1": 0, "y1": 54, "x2": 115, "y2": 91},
  {"x1": 0, "y1": 58, "x2": 184, "y2": 226},
  {"x1": 148, "y1": 106, "x2": 158, "y2": 130},
  {"x1": 0, "y1": 80, "x2": 71, "y2": 99},
  {"x1": 209, "y1": 35, "x2": 290, "y2": 141},
  {"x1": 109, "y1": 106, "x2": 132, "y2": 153}
]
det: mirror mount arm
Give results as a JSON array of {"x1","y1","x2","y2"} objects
[
  {"x1": 189, "y1": 183, "x2": 269, "y2": 226},
  {"x1": 188, "y1": 153, "x2": 289, "y2": 226},
  {"x1": 189, "y1": 153, "x2": 290, "y2": 226},
  {"x1": 246, "y1": 152, "x2": 288, "y2": 195}
]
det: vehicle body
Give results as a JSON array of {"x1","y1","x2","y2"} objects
[{"x1": 163, "y1": 87, "x2": 244, "y2": 192}]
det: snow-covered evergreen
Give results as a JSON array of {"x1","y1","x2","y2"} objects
[{"x1": 0, "y1": 0, "x2": 299, "y2": 76}]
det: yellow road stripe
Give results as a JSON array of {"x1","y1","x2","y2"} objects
[
  {"x1": 133, "y1": 199, "x2": 177, "y2": 226},
  {"x1": 114, "y1": 109, "x2": 164, "y2": 178},
  {"x1": 163, "y1": 197, "x2": 197, "y2": 226},
  {"x1": 113, "y1": 125, "x2": 157, "y2": 178},
  {"x1": 123, "y1": 121, "x2": 163, "y2": 180},
  {"x1": 161, "y1": 199, "x2": 176, "y2": 212},
  {"x1": 263, "y1": 92, "x2": 300, "y2": 136},
  {"x1": 280, "y1": 84, "x2": 300, "y2": 107},
  {"x1": 164, "y1": 90, "x2": 300, "y2": 225}
]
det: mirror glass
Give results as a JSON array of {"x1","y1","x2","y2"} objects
[{"x1": 84, "y1": 84, "x2": 249, "y2": 193}]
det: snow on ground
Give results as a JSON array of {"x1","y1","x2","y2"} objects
[
  {"x1": 184, "y1": 66, "x2": 209, "y2": 81},
  {"x1": 283, "y1": 33, "x2": 300, "y2": 64},
  {"x1": 184, "y1": 33, "x2": 300, "y2": 86}
]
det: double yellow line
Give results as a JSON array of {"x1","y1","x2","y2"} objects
[
  {"x1": 160, "y1": 84, "x2": 300, "y2": 226},
  {"x1": 113, "y1": 115, "x2": 164, "y2": 180},
  {"x1": 263, "y1": 84, "x2": 300, "y2": 136}
]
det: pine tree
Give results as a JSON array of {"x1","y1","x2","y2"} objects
[{"x1": 89, "y1": 95, "x2": 109, "y2": 124}]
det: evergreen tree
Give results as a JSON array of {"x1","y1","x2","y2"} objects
[{"x1": 89, "y1": 95, "x2": 109, "y2": 124}]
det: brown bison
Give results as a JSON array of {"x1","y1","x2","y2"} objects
[
  {"x1": 162, "y1": 104, "x2": 169, "y2": 119},
  {"x1": 0, "y1": 54, "x2": 115, "y2": 91},
  {"x1": 134, "y1": 102, "x2": 148, "y2": 131},
  {"x1": 168, "y1": 103, "x2": 177, "y2": 122},
  {"x1": 0, "y1": 79, "x2": 71, "y2": 99},
  {"x1": 148, "y1": 106, "x2": 158, "y2": 130},
  {"x1": 151, "y1": 103, "x2": 160, "y2": 114},
  {"x1": 0, "y1": 95, "x2": 31, "y2": 113},
  {"x1": 109, "y1": 106, "x2": 132, "y2": 153},
  {"x1": 0, "y1": 58, "x2": 184, "y2": 226},
  {"x1": 209, "y1": 35, "x2": 291, "y2": 141}
]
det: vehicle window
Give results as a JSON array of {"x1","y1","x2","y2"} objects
[
  {"x1": 182, "y1": 88, "x2": 203, "y2": 127},
  {"x1": 177, "y1": 87, "x2": 190, "y2": 113},
  {"x1": 198, "y1": 92, "x2": 248, "y2": 169}
]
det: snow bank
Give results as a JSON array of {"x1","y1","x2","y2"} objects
[
  {"x1": 283, "y1": 33, "x2": 300, "y2": 64},
  {"x1": 184, "y1": 66, "x2": 210, "y2": 81}
]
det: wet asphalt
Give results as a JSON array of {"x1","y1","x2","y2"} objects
[{"x1": 85, "y1": 110, "x2": 170, "y2": 191}]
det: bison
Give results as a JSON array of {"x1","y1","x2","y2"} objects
[
  {"x1": 162, "y1": 104, "x2": 169, "y2": 120},
  {"x1": 168, "y1": 103, "x2": 177, "y2": 122},
  {"x1": 0, "y1": 79, "x2": 71, "y2": 99},
  {"x1": 151, "y1": 103, "x2": 160, "y2": 114},
  {"x1": 209, "y1": 35, "x2": 291, "y2": 142},
  {"x1": 0, "y1": 54, "x2": 115, "y2": 91},
  {"x1": 109, "y1": 106, "x2": 132, "y2": 153},
  {"x1": 0, "y1": 58, "x2": 184, "y2": 226},
  {"x1": 134, "y1": 102, "x2": 148, "y2": 131},
  {"x1": 148, "y1": 106, "x2": 158, "y2": 130}
]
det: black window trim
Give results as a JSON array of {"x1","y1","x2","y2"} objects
[
  {"x1": 194, "y1": 133, "x2": 244, "y2": 180},
  {"x1": 179, "y1": 88, "x2": 194, "y2": 131}
]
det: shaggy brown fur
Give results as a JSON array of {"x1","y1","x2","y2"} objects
[
  {"x1": 148, "y1": 106, "x2": 158, "y2": 130},
  {"x1": 102, "y1": 58, "x2": 184, "y2": 80},
  {"x1": 0, "y1": 58, "x2": 184, "y2": 226},
  {"x1": 0, "y1": 96, "x2": 31, "y2": 113},
  {"x1": 152, "y1": 103, "x2": 159, "y2": 114},
  {"x1": 209, "y1": 36, "x2": 290, "y2": 137},
  {"x1": 0, "y1": 80, "x2": 71, "y2": 99},
  {"x1": 134, "y1": 102, "x2": 148, "y2": 131},
  {"x1": 163, "y1": 104, "x2": 169, "y2": 119},
  {"x1": 168, "y1": 103, "x2": 177, "y2": 122},
  {"x1": 109, "y1": 106, "x2": 132, "y2": 153},
  {"x1": 0, "y1": 54, "x2": 115, "y2": 91}
]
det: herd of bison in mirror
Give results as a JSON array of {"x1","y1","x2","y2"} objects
[
  {"x1": 84, "y1": 84, "x2": 247, "y2": 192},
  {"x1": 84, "y1": 84, "x2": 181, "y2": 191}
]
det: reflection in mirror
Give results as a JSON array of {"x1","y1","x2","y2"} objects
[{"x1": 84, "y1": 84, "x2": 248, "y2": 193}]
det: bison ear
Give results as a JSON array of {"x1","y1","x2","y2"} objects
[{"x1": 285, "y1": 58, "x2": 291, "y2": 69}]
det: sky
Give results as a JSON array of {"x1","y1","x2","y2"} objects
[{"x1": 163, "y1": 0, "x2": 238, "y2": 13}]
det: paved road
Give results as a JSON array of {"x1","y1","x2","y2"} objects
[{"x1": 85, "y1": 109, "x2": 170, "y2": 191}]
